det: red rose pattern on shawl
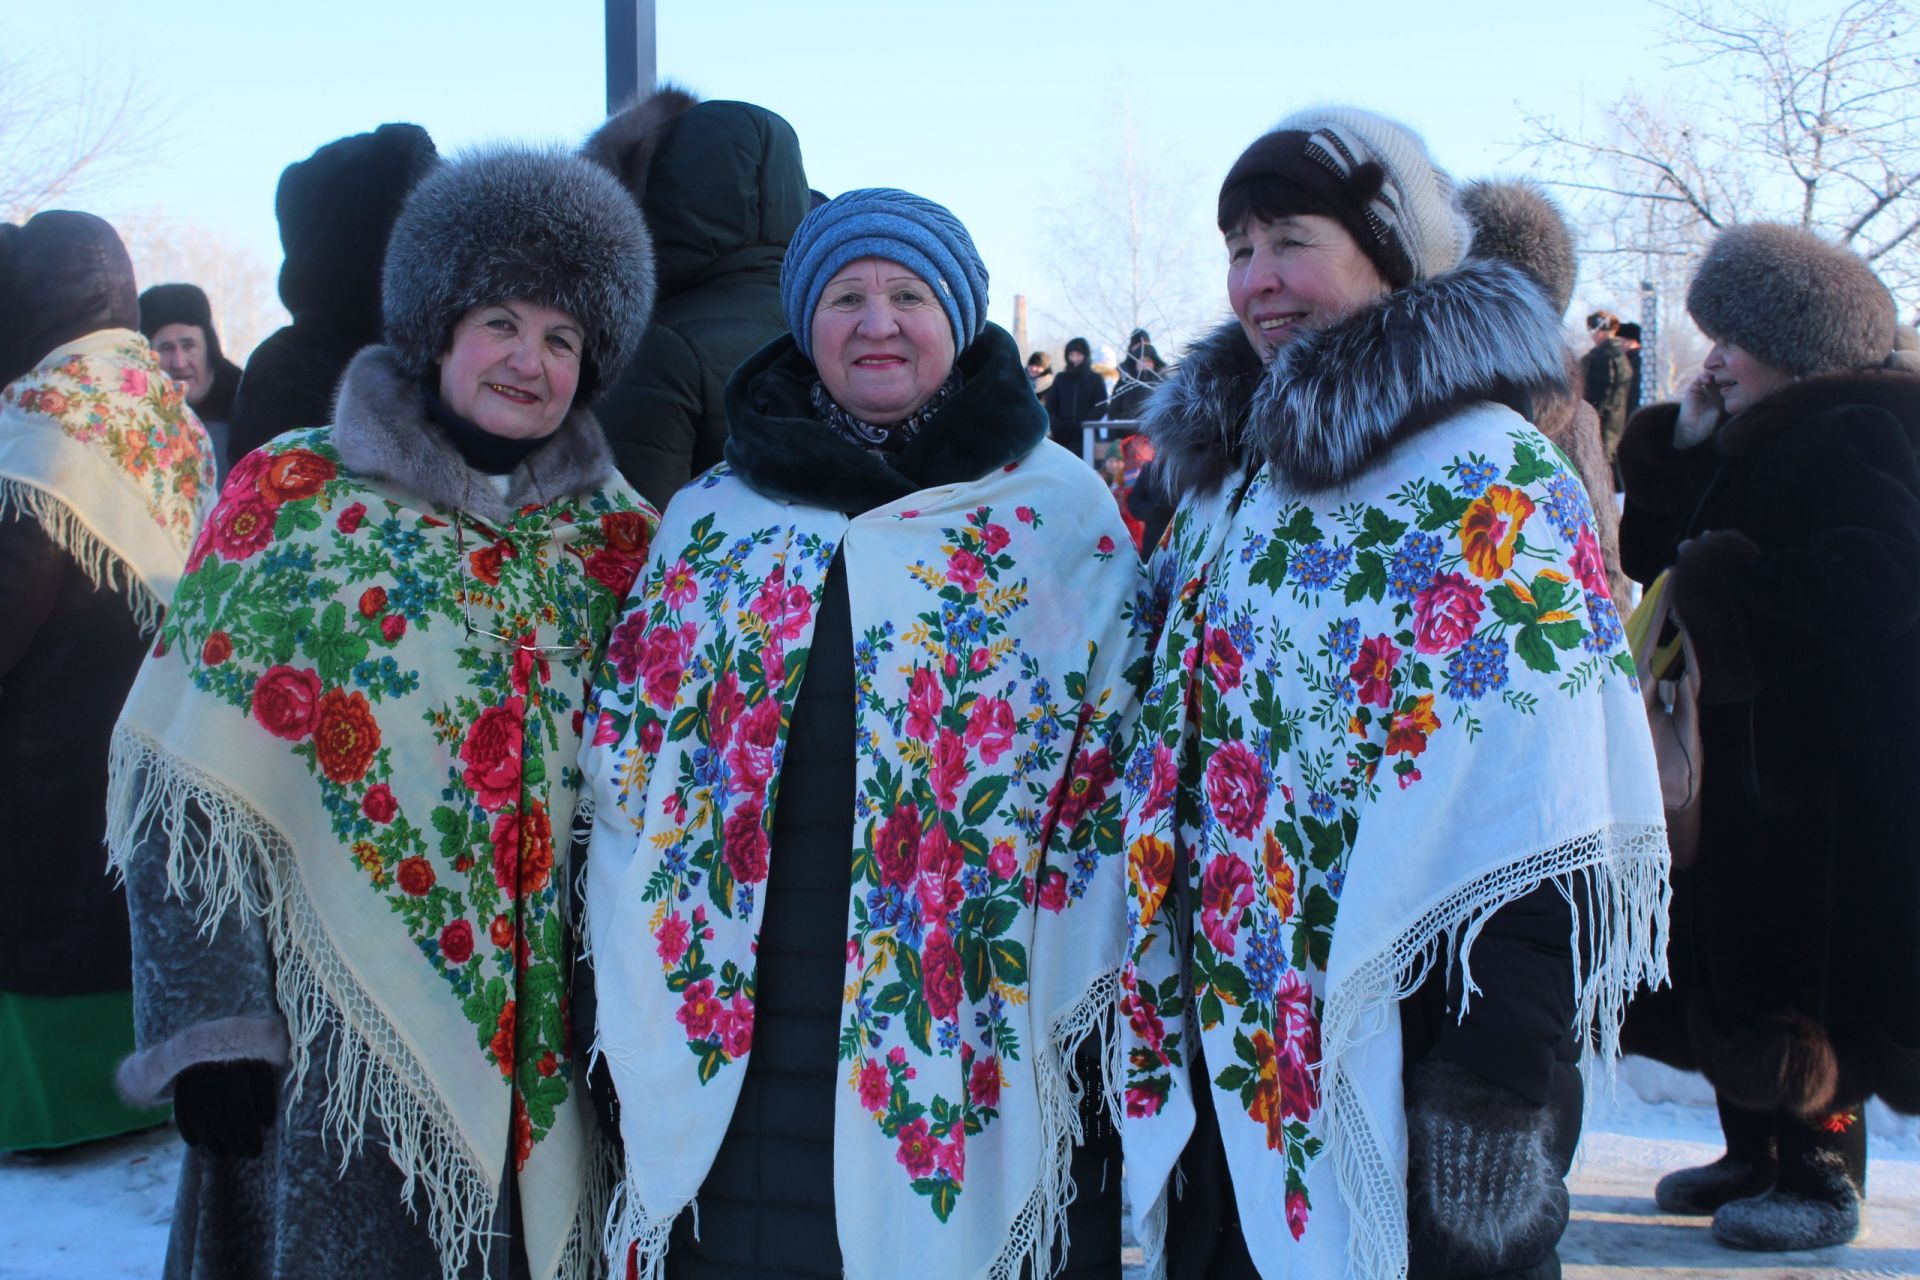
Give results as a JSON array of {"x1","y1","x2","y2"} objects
[
  {"x1": 590, "y1": 483, "x2": 1129, "y2": 1222},
  {"x1": 1118, "y1": 432, "x2": 1635, "y2": 1229},
  {"x1": 153, "y1": 430, "x2": 654, "y2": 1161}
]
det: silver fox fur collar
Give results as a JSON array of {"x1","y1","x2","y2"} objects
[
  {"x1": 1144, "y1": 258, "x2": 1568, "y2": 500},
  {"x1": 330, "y1": 345, "x2": 618, "y2": 525}
]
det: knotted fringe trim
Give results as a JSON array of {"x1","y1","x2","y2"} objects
[
  {"x1": 106, "y1": 726, "x2": 508, "y2": 1280},
  {"x1": 603, "y1": 967, "x2": 1125, "y2": 1280},
  {"x1": 1316, "y1": 822, "x2": 1671, "y2": 1280},
  {"x1": 989, "y1": 965, "x2": 1123, "y2": 1280},
  {"x1": 561, "y1": 1126, "x2": 621, "y2": 1280},
  {"x1": 0, "y1": 477, "x2": 166, "y2": 634}
]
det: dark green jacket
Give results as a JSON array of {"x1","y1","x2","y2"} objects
[{"x1": 588, "y1": 96, "x2": 810, "y2": 509}]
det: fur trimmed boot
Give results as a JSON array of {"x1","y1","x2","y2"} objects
[
  {"x1": 1655, "y1": 1095, "x2": 1778, "y2": 1215},
  {"x1": 1712, "y1": 1107, "x2": 1866, "y2": 1252}
]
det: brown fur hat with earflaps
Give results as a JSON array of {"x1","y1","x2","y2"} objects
[{"x1": 1686, "y1": 224, "x2": 1896, "y2": 378}]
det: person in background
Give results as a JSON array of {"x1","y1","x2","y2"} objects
[
  {"x1": 0, "y1": 211, "x2": 214, "y2": 1154},
  {"x1": 1044, "y1": 335, "x2": 1105, "y2": 454},
  {"x1": 1617, "y1": 223, "x2": 1920, "y2": 1253},
  {"x1": 1026, "y1": 348, "x2": 1053, "y2": 398},
  {"x1": 581, "y1": 187, "x2": 1140, "y2": 1280},
  {"x1": 1119, "y1": 106, "x2": 1667, "y2": 1280},
  {"x1": 1581, "y1": 309, "x2": 1635, "y2": 479},
  {"x1": 109, "y1": 146, "x2": 656, "y2": 1280},
  {"x1": 584, "y1": 87, "x2": 811, "y2": 511},
  {"x1": 1104, "y1": 328, "x2": 1166, "y2": 421},
  {"x1": 227, "y1": 122, "x2": 439, "y2": 464},
  {"x1": 140, "y1": 283, "x2": 243, "y2": 481},
  {"x1": 1616, "y1": 321, "x2": 1644, "y2": 415}
]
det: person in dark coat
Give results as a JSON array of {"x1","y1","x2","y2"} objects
[
  {"x1": 1580, "y1": 310, "x2": 1635, "y2": 478},
  {"x1": 1618, "y1": 223, "x2": 1920, "y2": 1252},
  {"x1": 140, "y1": 283, "x2": 244, "y2": 480},
  {"x1": 583, "y1": 88, "x2": 811, "y2": 510},
  {"x1": 227, "y1": 122, "x2": 439, "y2": 465},
  {"x1": 0, "y1": 211, "x2": 214, "y2": 1151},
  {"x1": 1104, "y1": 328, "x2": 1165, "y2": 421},
  {"x1": 1044, "y1": 335, "x2": 1106, "y2": 454},
  {"x1": 582, "y1": 188, "x2": 1142, "y2": 1280},
  {"x1": 1616, "y1": 320, "x2": 1644, "y2": 414}
]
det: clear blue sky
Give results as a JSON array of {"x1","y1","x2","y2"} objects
[{"x1": 16, "y1": 0, "x2": 1721, "y2": 357}]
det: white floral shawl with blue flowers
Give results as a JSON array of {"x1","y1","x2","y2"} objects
[{"x1": 1118, "y1": 402, "x2": 1669, "y2": 1279}]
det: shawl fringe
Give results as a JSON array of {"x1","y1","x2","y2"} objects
[
  {"x1": 0, "y1": 476, "x2": 167, "y2": 634},
  {"x1": 1319, "y1": 821, "x2": 1670, "y2": 1280},
  {"x1": 107, "y1": 725, "x2": 505, "y2": 1278}
]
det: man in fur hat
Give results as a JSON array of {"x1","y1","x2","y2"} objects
[{"x1": 140, "y1": 283, "x2": 243, "y2": 481}]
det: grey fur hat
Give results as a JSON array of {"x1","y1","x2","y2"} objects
[
  {"x1": 1461, "y1": 179, "x2": 1576, "y2": 317},
  {"x1": 382, "y1": 146, "x2": 655, "y2": 404},
  {"x1": 1686, "y1": 224, "x2": 1896, "y2": 378}
]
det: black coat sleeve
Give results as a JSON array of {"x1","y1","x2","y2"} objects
[{"x1": 1616, "y1": 402, "x2": 1724, "y2": 586}]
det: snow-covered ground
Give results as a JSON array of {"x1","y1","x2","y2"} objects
[{"x1": 5, "y1": 1057, "x2": 1916, "y2": 1278}]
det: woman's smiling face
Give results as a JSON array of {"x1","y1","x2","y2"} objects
[
  {"x1": 810, "y1": 257, "x2": 957, "y2": 424},
  {"x1": 437, "y1": 300, "x2": 584, "y2": 439},
  {"x1": 1225, "y1": 213, "x2": 1390, "y2": 364}
]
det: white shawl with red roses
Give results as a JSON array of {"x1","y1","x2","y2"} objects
[
  {"x1": 581, "y1": 443, "x2": 1146, "y2": 1280},
  {"x1": 0, "y1": 329, "x2": 215, "y2": 631},
  {"x1": 108, "y1": 427, "x2": 655, "y2": 1280},
  {"x1": 1119, "y1": 404, "x2": 1669, "y2": 1279}
]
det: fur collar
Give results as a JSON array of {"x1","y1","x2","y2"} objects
[
  {"x1": 329, "y1": 345, "x2": 617, "y2": 524},
  {"x1": 1144, "y1": 258, "x2": 1569, "y2": 499},
  {"x1": 723, "y1": 323, "x2": 1047, "y2": 514},
  {"x1": 1716, "y1": 367, "x2": 1920, "y2": 456}
]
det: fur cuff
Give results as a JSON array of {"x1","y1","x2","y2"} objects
[
  {"x1": 1406, "y1": 1059, "x2": 1568, "y2": 1279},
  {"x1": 1698, "y1": 1011, "x2": 1840, "y2": 1117},
  {"x1": 116, "y1": 1014, "x2": 290, "y2": 1109},
  {"x1": 1668, "y1": 529, "x2": 1764, "y2": 703}
]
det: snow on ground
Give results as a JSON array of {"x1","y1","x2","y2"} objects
[{"x1": 5, "y1": 1058, "x2": 1916, "y2": 1278}]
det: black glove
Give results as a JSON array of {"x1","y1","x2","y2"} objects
[
  {"x1": 1406, "y1": 1059, "x2": 1569, "y2": 1280},
  {"x1": 172, "y1": 1060, "x2": 280, "y2": 1158}
]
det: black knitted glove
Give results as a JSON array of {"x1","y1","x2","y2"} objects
[
  {"x1": 172, "y1": 1060, "x2": 279, "y2": 1158},
  {"x1": 1406, "y1": 1059, "x2": 1569, "y2": 1280}
]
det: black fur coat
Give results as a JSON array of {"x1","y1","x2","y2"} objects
[{"x1": 1618, "y1": 370, "x2": 1920, "y2": 1115}]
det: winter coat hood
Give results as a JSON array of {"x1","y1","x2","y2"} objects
[
  {"x1": 5, "y1": 211, "x2": 139, "y2": 384},
  {"x1": 1143, "y1": 257, "x2": 1568, "y2": 500},
  {"x1": 585, "y1": 89, "x2": 810, "y2": 296},
  {"x1": 274, "y1": 123, "x2": 438, "y2": 326}
]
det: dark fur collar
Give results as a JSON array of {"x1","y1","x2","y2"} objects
[
  {"x1": 1716, "y1": 367, "x2": 1920, "y2": 456},
  {"x1": 1144, "y1": 258, "x2": 1569, "y2": 499},
  {"x1": 329, "y1": 345, "x2": 617, "y2": 524},
  {"x1": 722, "y1": 323, "x2": 1047, "y2": 514}
]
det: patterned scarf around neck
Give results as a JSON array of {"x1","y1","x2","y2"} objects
[
  {"x1": 581, "y1": 442, "x2": 1144, "y2": 1280},
  {"x1": 809, "y1": 368, "x2": 963, "y2": 455},
  {"x1": 0, "y1": 329, "x2": 215, "y2": 631}
]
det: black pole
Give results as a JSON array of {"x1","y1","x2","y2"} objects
[{"x1": 605, "y1": 0, "x2": 657, "y2": 115}]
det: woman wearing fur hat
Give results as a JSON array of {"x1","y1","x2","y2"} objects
[
  {"x1": 0, "y1": 210, "x2": 215, "y2": 1153},
  {"x1": 1617, "y1": 224, "x2": 1920, "y2": 1252},
  {"x1": 581, "y1": 187, "x2": 1142, "y2": 1280},
  {"x1": 108, "y1": 147, "x2": 658, "y2": 1280},
  {"x1": 1117, "y1": 107, "x2": 1668, "y2": 1279}
]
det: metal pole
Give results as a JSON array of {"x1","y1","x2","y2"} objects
[{"x1": 605, "y1": 0, "x2": 657, "y2": 115}]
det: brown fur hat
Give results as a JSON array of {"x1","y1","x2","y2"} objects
[
  {"x1": 1461, "y1": 179, "x2": 1577, "y2": 317},
  {"x1": 1686, "y1": 224, "x2": 1896, "y2": 377}
]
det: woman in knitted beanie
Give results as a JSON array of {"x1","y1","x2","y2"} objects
[
  {"x1": 1118, "y1": 106, "x2": 1668, "y2": 1279},
  {"x1": 1617, "y1": 224, "x2": 1920, "y2": 1252},
  {"x1": 581, "y1": 187, "x2": 1144, "y2": 1280},
  {"x1": 109, "y1": 146, "x2": 657, "y2": 1280}
]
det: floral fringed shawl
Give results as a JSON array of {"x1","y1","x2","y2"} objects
[
  {"x1": 108, "y1": 429, "x2": 655, "y2": 1279},
  {"x1": 581, "y1": 446, "x2": 1146, "y2": 1280},
  {"x1": 0, "y1": 330, "x2": 215, "y2": 632},
  {"x1": 1119, "y1": 404, "x2": 1670, "y2": 1279}
]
